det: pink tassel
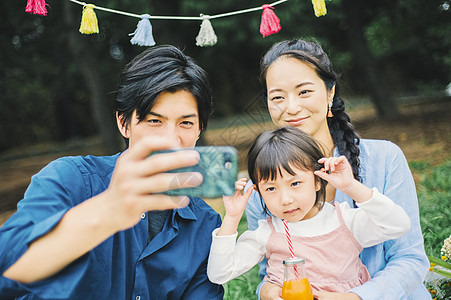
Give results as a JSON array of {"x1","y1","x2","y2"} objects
[
  {"x1": 259, "y1": 4, "x2": 281, "y2": 38},
  {"x1": 25, "y1": 0, "x2": 49, "y2": 16}
]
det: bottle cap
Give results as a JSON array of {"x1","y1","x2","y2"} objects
[{"x1": 282, "y1": 257, "x2": 305, "y2": 265}]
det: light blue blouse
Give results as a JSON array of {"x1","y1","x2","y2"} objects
[{"x1": 245, "y1": 139, "x2": 431, "y2": 300}]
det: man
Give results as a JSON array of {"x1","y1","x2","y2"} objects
[{"x1": 0, "y1": 45, "x2": 224, "y2": 299}]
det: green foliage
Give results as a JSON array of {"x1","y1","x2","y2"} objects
[
  {"x1": 414, "y1": 158, "x2": 451, "y2": 300},
  {"x1": 223, "y1": 265, "x2": 260, "y2": 300},
  {"x1": 364, "y1": 0, "x2": 451, "y2": 95},
  {"x1": 425, "y1": 277, "x2": 451, "y2": 300},
  {"x1": 1, "y1": 0, "x2": 449, "y2": 151},
  {"x1": 426, "y1": 254, "x2": 451, "y2": 300},
  {"x1": 411, "y1": 158, "x2": 451, "y2": 256},
  {"x1": 428, "y1": 256, "x2": 451, "y2": 277}
]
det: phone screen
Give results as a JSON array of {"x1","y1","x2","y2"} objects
[{"x1": 153, "y1": 146, "x2": 238, "y2": 199}]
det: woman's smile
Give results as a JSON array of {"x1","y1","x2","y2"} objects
[{"x1": 286, "y1": 116, "x2": 309, "y2": 126}]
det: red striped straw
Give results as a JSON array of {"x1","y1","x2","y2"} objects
[
  {"x1": 283, "y1": 219, "x2": 295, "y2": 258},
  {"x1": 283, "y1": 219, "x2": 299, "y2": 279}
]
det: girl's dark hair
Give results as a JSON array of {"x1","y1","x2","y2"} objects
[
  {"x1": 260, "y1": 39, "x2": 361, "y2": 181},
  {"x1": 247, "y1": 126, "x2": 327, "y2": 215},
  {"x1": 114, "y1": 45, "x2": 213, "y2": 147}
]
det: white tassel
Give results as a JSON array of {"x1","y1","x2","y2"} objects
[
  {"x1": 130, "y1": 14, "x2": 156, "y2": 47},
  {"x1": 196, "y1": 15, "x2": 217, "y2": 47}
]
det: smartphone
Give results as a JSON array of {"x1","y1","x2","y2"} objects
[{"x1": 153, "y1": 146, "x2": 238, "y2": 199}]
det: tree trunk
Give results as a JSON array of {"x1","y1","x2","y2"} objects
[
  {"x1": 341, "y1": 0, "x2": 400, "y2": 118},
  {"x1": 62, "y1": 1, "x2": 122, "y2": 154}
]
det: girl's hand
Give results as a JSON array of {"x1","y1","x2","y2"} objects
[
  {"x1": 314, "y1": 156, "x2": 355, "y2": 193},
  {"x1": 217, "y1": 178, "x2": 255, "y2": 236},
  {"x1": 222, "y1": 178, "x2": 255, "y2": 218},
  {"x1": 260, "y1": 282, "x2": 283, "y2": 300}
]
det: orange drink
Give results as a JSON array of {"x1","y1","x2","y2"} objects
[
  {"x1": 282, "y1": 277, "x2": 313, "y2": 300},
  {"x1": 282, "y1": 257, "x2": 313, "y2": 300}
]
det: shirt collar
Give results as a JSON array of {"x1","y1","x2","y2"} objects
[{"x1": 174, "y1": 199, "x2": 198, "y2": 221}]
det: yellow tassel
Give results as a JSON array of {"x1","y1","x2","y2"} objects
[
  {"x1": 311, "y1": 0, "x2": 327, "y2": 17},
  {"x1": 79, "y1": 4, "x2": 99, "y2": 34}
]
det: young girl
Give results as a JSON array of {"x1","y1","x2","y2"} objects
[{"x1": 207, "y1": 126, "x2": 411, "y2": 295}]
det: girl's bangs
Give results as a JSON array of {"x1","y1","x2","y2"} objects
[{"x1": 254, "y1": 142, "x2": 311, "y2": 182}]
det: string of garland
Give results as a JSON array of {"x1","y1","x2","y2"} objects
[{"x1": 25, "y1": 0, "x2": 327, "y2": 47}]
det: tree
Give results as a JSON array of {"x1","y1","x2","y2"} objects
[
  {"x1": 62, "y1": 1, "x2": 122, "y2": 154},
  {"x1": 0, "y1": 0, "x2": 449, "y2": 152},
  {"x1": 341, "y1": 0, "x2": 400, "y2": 118}
]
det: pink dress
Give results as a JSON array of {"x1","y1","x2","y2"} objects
[{"x1": 263, "y1": 203, "x2": 371, "y2": 293}]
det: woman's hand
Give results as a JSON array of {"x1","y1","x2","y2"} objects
[
  {"x1": 314, "y1": 155, "x2": 373, "y2": 203},
  {"x1": 260, "y1": 282, "x2": 283, "y2": 300},
  {"x1": 314, "y1": 156, "x2": 355, "y2": 192}
]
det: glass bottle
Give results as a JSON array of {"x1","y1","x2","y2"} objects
[{"x1": 282, "y1": 257, "x2": 313, "y2": 300}]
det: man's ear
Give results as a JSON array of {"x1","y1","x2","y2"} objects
[{"x1": 116, "y1": 112, "x2": 129, "y2": 138}]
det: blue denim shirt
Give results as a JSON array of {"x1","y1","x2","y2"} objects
[
  {"x1": 245, "y1": 139, "x2": 431, "y2": 300},
  {"x1": 0, "y1": 154, "x2": 224, "y2": 299}
]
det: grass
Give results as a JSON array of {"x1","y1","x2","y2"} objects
[
  {"x1": 412, "y1": 158, "x2": 451, "y2": 300},
  {"x1": 222, "y1": 215, "x2": 261, "y2": 300},
  {"x1": 223, "y1": 265, "x2": 261, "y2": 300},
  {"x1": 411, "y1": 158, "x2": 451, "y2": 257},
  {"x1": 220, "y1": 157, "x2": 451, "y2": 299}
]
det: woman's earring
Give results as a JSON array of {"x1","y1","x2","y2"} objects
[{"x1": 327, "y1": 101, "x2": 334, "y2": 118}]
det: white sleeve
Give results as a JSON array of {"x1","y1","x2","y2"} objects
[
  {"x1": 207, "y1": 220, "x2": 270, "y2": 284},
  {"x1": 340, "y1": 188, "x2": 411, "y2": 248}
]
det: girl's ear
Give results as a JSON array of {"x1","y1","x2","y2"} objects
[
  {"x1": 116, "y1": 112, "x2": 129, "y2": 138},
  {"x1": 315, "y1": 176, "x2": 322, "y2": 192}
]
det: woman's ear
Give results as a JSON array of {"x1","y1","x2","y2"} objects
[
  {"x1": 328, "y1": 85, "x2": 336, "y2": 103},
  {"x1": 116, "y1": 112, "x2": 129, "y2": 138}
]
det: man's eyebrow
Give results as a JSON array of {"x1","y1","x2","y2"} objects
[
  {"x1": 183, "y1": 114, "x2": 198, "y2": 118},
  {"x1": 148, "y1": 111, "x2": 165, "y2": 118},
  {"x1": 147, "y1": 112, "x2": 198, "y2": 118}
]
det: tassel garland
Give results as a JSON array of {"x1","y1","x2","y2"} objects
[
  {"x1": 24, "y1": 0, "x2": 328, "y2": 46},
  {"x1": 130, "y1": 14, "x2": 156, "y2": 47},
  {"x1": 25, "y1": 0, "x2": 49, "y2": 16},
  {"x1": 311, "y1": 0, "x2": 327, "y2": 17},
  {"x1": 79, "y1": 4, "x2": 99, "y2": 34},
  {"x1": 259, "y1": 4, "x2": 281, "y2": 38},
  {"x1": 195, "y1": 15, "x2": 218, "y2": 47}
]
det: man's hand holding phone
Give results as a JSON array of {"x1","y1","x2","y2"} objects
[
  {"x1": 103, "y1": 136, "x2": 204, "y2": 232},
  {"x1": 153, "y1": 146, "x2": 239, "y2": 199}
]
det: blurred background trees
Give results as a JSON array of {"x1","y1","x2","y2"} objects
[{"x1": 1, "y1": 0, "x2": 450, "y2": 154}]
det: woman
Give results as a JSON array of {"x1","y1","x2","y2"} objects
[{"x1": 245, "y1": 39, "x2": 431, "y2": 299}]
